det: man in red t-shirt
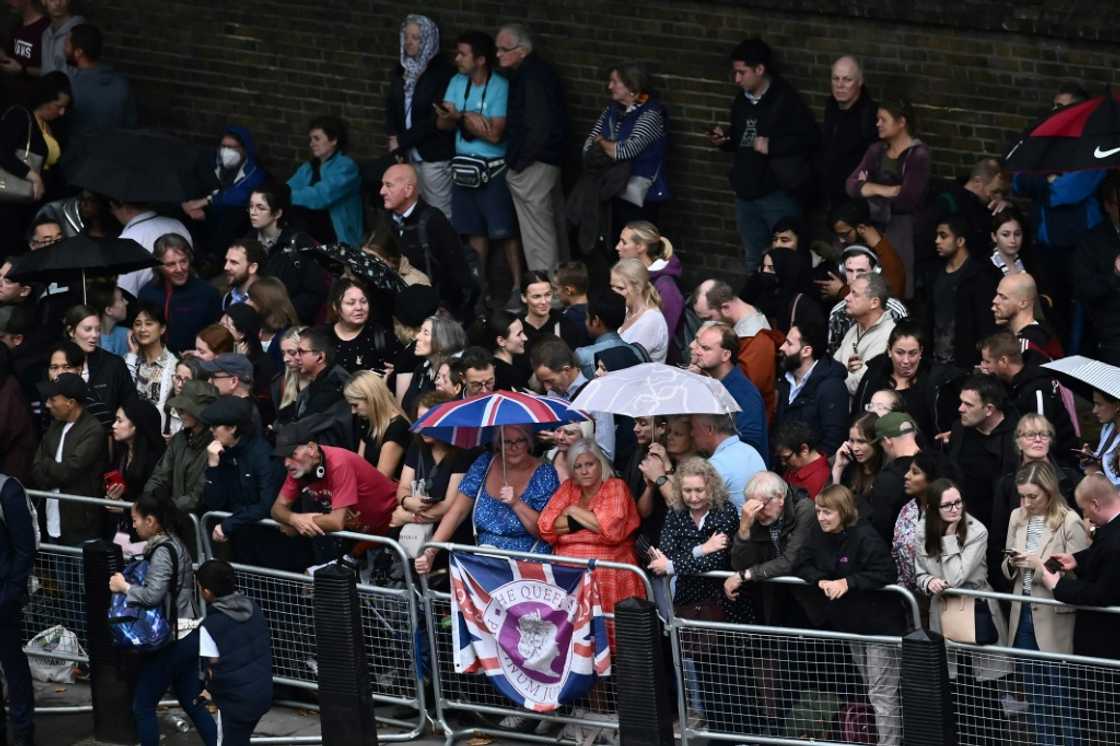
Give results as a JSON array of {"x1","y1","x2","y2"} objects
[{"x1": 272, "y1": 426, "x2": 396, "y2": 537}]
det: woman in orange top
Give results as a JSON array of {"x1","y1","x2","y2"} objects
[{"x1": 537, "y1": 437, "x2": 646, "y2": 627}]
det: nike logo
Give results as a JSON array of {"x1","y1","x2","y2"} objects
[{"x1": 1094, "y1": 145, "x2": 1120, "y2": 159}]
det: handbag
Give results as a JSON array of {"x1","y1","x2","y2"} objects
[
  {"x1": 0, "y1": 107, "x2": 43, "y2": 204},
  {"x1": 399, "y1": 522, "x2": 435, "y2": 559},
  {"x1": 940, "y1": 594, "x2": 998, "y2": 645},
  {"x1": 107, "y1": 542, "x2": 179, "y2": 651},
  {"x1": 450, "y1": 155, "x2": 505, "y2": 188}
]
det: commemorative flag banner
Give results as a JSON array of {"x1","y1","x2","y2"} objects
[{"x1": 449, "y1": 551, "x2": 611, "y2": 712}]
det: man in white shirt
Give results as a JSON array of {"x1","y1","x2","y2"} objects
[{"x1": 111, "y1": 200, "x2": 192, "y2": 298}]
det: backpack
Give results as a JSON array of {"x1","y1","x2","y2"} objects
[
  {"x1": 0, "y1": 474, "x2": 40, "y2": 550},
  {"x1": 108, "y1": 541, "x2": 180, "y2": 651}
]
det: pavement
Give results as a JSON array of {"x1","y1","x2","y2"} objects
[{"x1": 29, "y1": 680, "x2": 533, "y2": 745}]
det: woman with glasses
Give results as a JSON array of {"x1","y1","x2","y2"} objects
[
  {"x1": 1003, "y1": 461, "x2": 1088, "y2": 746},
  {"x1": 415, "y1": 423, "x2": 560, "y2": 574},
  {"x1": 247, "y1": 182, "x2": 326, "y2": 324},
  {"x1": 124, "y1": 302, "x2": 178, "y2": 428},
  {"x1": 890, "y1": 450, "x2": 954, "y2": 592},
  {"x1": 989, "y1": 414, "x2": 1078, "y2": 592},
  {"x1": 164, "y1": 354, "x2": 207, "y2": 438},
  {"x1": 915, "y1": 479, "x2": 1009, "y2": 745}
]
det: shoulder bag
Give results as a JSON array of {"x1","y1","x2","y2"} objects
[{"x1": 0, "y1": 107, "x2": 43, "y2": 203}]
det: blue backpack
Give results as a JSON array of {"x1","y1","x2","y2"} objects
[{"x1": 108, "y1": 542, "x2": 180, "y2": 651}]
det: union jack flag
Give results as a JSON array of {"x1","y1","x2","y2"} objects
[{"x1": 449, "y1": 551, "x2": 611, "y2": 711}]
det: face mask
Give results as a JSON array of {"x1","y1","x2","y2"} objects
[{"x1": 219, "y1": 147, "x2": 241, "y2": 169}]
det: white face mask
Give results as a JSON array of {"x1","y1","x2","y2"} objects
[{"x1": 219, "y1": 147, "x2": 242, "y2": 169}]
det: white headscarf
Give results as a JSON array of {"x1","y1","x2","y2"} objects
[{"x1": 400, "y1": 15, "x2": 440, "y2": 110}]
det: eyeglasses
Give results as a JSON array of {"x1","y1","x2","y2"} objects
[
  {"x1": 172, "y1": 374, "x2": 189, "y2": 385},
  {"x1": 1019, "y1": 431, "x2": 1053, "y2": 441},
  {"x1": 940, "y1": 499, "x2": 964, "y2": 511},
  {"x1": 296, "y1": 348, "x2": 318, "y2": 357}
]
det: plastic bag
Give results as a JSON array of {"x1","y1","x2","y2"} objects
[{"x1": 23, "y1": 624, "x2": 86, "y2": 683}]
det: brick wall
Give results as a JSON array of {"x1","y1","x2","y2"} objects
[{"x1": 93, "y1": 0, "x2": 1120, "y2": 277}]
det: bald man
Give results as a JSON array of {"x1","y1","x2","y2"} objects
[
  {"x1": 991, "y1": 272, "x2": 1063, "y2": 360},
  {"x1": 380, "y1": 163, "x2": 472, "y2": 318},
  {"x1": 820, "y1": 54, "x2": 877, "y2": 210}
]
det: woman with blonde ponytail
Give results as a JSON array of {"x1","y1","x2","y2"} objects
[
  {"x1": 610, "y1": 258, "x2": 669, "y2": 362},
  {"x1": 616, "y1": 220, "x2": 684, "y2": 336}
]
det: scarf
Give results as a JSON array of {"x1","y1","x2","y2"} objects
[{"x1": 400, "y1": 15, "x2": 440, "y2": 113}]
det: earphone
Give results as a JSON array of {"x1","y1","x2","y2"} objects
[{"x1": 314, "y1": 463, "x2": 326, "y2": 480}]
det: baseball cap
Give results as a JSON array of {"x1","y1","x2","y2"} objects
[
  {"x1": 273, "y1": 412, "x2": 338, "y2": 458},
  {"x1": 200, "y1": 395, "x2": 255, "y2": 429},
  {"x1": 38, "y1": 372, "x2": 90, "y2": 401},
  {"x1": 875, "y1": 411, "x2": 917, "y2": 439},
  {"x1": 199, "y1": 353, "x2": 254, "y2": 383}
]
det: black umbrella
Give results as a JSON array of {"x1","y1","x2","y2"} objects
[
  {"x1": 311, "y1": 242, "x2": 408, "y2": 294},
  {"x1": 61, "y1": 129, "x2": 218, "y2": 204},
  {"x1": 1004, "y1": 88, "x2": 1120, "y2": 173},
  {"x1": 7, "y1": 234, "x2": 157, "y2": 302}
]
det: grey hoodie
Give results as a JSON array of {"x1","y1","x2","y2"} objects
[
  {"x1": 124, "y1": 532, "x2": 199, "y2": 623},
  {"x1": 40, "y1": 15, "x2": 84, "y2": 74},
  {"x1": 210, "y1": 591, "x2": 254, "y2": 623}
]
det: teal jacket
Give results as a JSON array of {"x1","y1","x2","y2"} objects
[{"x1": 287, "y1": 152, "x2": 364, "y2": 247}]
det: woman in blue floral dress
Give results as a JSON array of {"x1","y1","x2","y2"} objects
[{"x1": 415, "y1": 424, "x2": 560, "y2": 574}]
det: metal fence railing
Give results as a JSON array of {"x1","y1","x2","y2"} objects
[
  {"x1": 200, "y1": 512, "x2": 428, "y2": 743},
  {"x1": 418, "y1": 541, "x2": 654, "y2": 746},
  {"x1": 670, "y1": 573, "x2": 920, "y2": 746}
]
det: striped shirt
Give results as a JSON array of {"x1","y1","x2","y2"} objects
[
  {"x1": 583, "y1": 105, "x2": 665, "y2": 161},
  {"x1": 1022, "y1": 515, "x2": 1045, "y2": 595}
]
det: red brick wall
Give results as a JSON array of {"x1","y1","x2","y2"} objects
[{"x1": 93, "y1": 0, "x2": 1120, "y2": 276}]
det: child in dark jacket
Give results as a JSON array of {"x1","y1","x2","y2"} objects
[{"x1": 196, "y1": 560, "x2": 273, "y2": 746}]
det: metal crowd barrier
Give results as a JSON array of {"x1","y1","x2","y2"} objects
[
  {"x1": 939, "y1": 586, "x2": 1120, "y2": 746},
  {"x1": 201, "y1": 511, "x2": 428, "y2": 743},
  {"x1": 418, "y1": 541, "x2": 655, "y2": 746},
  {"x1": 670, "y1": 572, "x2": 922, "y2": 746}
]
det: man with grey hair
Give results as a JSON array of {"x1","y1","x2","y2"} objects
[
  {"x1": 689, "y1": 413, "x2": 766, "y2": 509},
  {"x1": 832, "y1": 272, "x2": 894, "y2": 394},
  {"x1": 725, "y1": 471, "x2": 816, "y2": 622},
  {"x1": 495, "y1": 23, "x2": 569, "y2": 274},
  {"x1": 820, "y1": 54, "x2": 877, "y2": 211},
  {"x1": 136, "y1": 233, "x2": 221, "y2": 353}
]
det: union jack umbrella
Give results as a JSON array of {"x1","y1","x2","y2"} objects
[{"x1": 410, "y1": 390, "x2": 589, "y2": 450}]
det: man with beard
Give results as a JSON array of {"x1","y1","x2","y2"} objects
[
  {"x1": 222, "y1": 239, "x2": 265, "y2": 309},
  {"x1": 991, "y1": 272, "x2": 1063, "y2": 361},
  {"x1": 775, "y1": 319, "x2": 848, "y2": 457}
]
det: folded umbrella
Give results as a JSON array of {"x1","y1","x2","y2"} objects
[
  {"x1": 6, "y1": 234, "x2": 157, "y2": 303},
  {"x1": 568, "y1": 362, "x2": 742, "y2": 417},
  {"x1": 1004, "y1": 88, "x2": 1120, "y2": 173},
  {"x1": 311, "y1": 242, "x2": 407, "y2": 294},
  {"x1": 61, "y1": 128, "x2": 217, "y2": 204}
]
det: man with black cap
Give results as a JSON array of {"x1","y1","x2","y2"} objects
[
  {"x1": 31, "y1": 373, "x2": 108, "y2": 544},
  {"x1": 271, "y1": 418, "x2": 396, "y2": 547},
  {"x1": 198, "y1": 353, "x2": 264, "y2": 434},
  {"x1": 864, "y1": 411, "x2": 922, "y2": 543},
  {"x1": 143, "y1": 379, "x2": 219, "y2": 517},
  {"x1": 200, "y1": 395, "x2": 290, "y2": 569}
]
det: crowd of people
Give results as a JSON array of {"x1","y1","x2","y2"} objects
[{"x1": 0, "y1": 8, "x2": 1119, "y2": 746}]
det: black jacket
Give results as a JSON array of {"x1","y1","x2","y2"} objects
[
  {"x1": 1073, "y1": 219, "x2": 1120, "y2": 357},
  {"x1": 861, "y1": 455, "x2": 914, "y2": 545},
  {"x1": 31, "y1": 409, "x2": 109, "y2": 544},
  {"x1": 922, "y1": 254, "x2": 1001, "y2": 370},
  {"x1": 851, "y1": 354, "x2": 964, "y2": 438},
  {"x1": 87, "y1": 347, "x2": 136, "y2": 421},
  {"x1": 722, "y1": 75, "x2": 819, "y2": 201},
  {"x1": 1053, "y1": 514, "x2": 1120, "y2": 659},
  {"x1": 795, "y1": 519, "x2": 908, "y2": 636},
  {"x1": 775, "y1": 357, "x2": 848, "y2": 457},
  {"x1": 262, "y1": 228, "x2": 327, "y2": 324},
  {"x1": 385, "y1": 55, "x2": 456, "y2": 163},
  {"x1": 395, "y1": 200, "x2": 470, "y2": 317},
  {"x1": 295, "y1": 365, "x2": 349, "y2": 421},
  {"x1": 202, "y1": 434, "x2": 285, "y2": 537},
  {"x1": 1006, "y1": 364, "x2": 1077, "y2": 458},
  {"x1": 0, "y1": 475, "x2": 35, "y2": 608},
  {"x1": 505, "y1": 53, "x2": 568, "y2": 171},
  {"x1": 819, "y1": 88, "x2": 877, "y2": 210},
  {"x1": 948, "y1": 414, "x2": 1018, "y2": 533}
]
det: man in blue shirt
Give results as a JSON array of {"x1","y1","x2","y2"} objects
[
  {"x1": 690, "y1": 413, "x2": 766, "y2": 509},
  {"x1": 690, "y1": 321, "x2": 768, "y2": 459},
  {"x1": 436, "y1": 30, "x2": 522, "y2": 313}
]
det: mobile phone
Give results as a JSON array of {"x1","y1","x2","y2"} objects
[{"x1": 1044, "y1": 557, "x2": 1063, "y2": 573}]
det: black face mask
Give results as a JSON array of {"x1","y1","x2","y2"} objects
[{"x1": 742, "y1": 272, "x2": 780, "y2": 303}]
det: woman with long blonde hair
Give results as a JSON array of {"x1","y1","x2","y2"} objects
[
  {"x1": 271, "y1": 326, "x2": 309, "y2": 425},
  {"x1": 344, "y1": 370, "x2": 410, "y2": 478},
  {"x1": 610, "y1": 257, "x2": 668, "y2": 362},
  {"x1": 615, "y1": 221, "x2": 684, "y2": 336}
]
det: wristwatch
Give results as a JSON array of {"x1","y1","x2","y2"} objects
[{"x1": 654, "y1": 475, "x2": 669, "y2": 487}]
